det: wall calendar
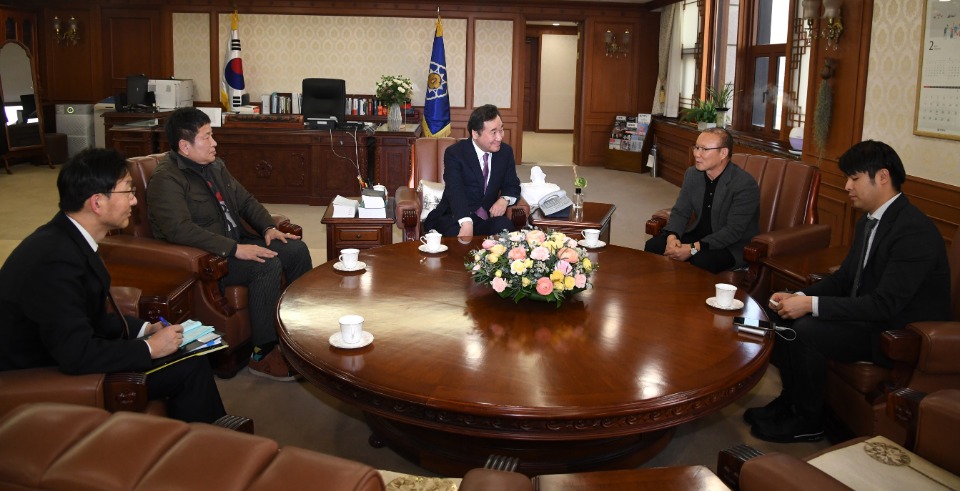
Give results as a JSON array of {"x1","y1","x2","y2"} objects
[{"x1": 915, "y1": 0, "x2": 960, "y2": 141}]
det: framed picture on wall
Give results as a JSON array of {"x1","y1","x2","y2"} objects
[{"x1": 913, "y1": 0, "x2": 960, "y2": 141}]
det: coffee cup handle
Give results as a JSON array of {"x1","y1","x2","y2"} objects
[
  {"x1": 419, "y1": 236, "x2": 427, "y2": 245},
  {"x1": 338, "y1": 254, "x2": 344, "y2": 263}
]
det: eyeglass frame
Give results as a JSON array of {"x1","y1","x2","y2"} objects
[
  {"x1": 690, "y1": 145, "x2": 724, "y2": 154},
  {"x1": 104, "y1": 186, "x2": 137, "y2": 198}
]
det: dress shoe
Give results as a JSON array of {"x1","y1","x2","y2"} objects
[
  {"x1": 743, "y1": 394, "x2": 789, "y2": 425},
  {"x1": 750, "y1": 409, "x2": 824, "y2": 443}
]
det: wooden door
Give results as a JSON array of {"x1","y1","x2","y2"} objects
[{"x1": 523, "y1": 35, "x2": 540, "y2": 131}]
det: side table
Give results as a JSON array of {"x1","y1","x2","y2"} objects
[
  {"x1": 529, "y1": 202, "x2": 616, "y2": 243},
  {"x1": 761, "y1": 246, "x2": 849, "y2": 292},
  {"x1": 105, "y1": 264, "x2": 195, "y2": 324},
  {"x1": 321, "y1": 198, "x2": 396, "y2": 262}
]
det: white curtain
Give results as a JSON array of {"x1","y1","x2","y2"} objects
[
  {"x1": 662, "y1": 5, "x2": 683, "y2": 118},
  {"x1": 651, "y1": 4, "x2": 676, "y2": 115}
]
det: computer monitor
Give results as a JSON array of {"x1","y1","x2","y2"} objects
[
  {"x1": 126, "y1": 74, "x2": 149, "y2": 108},
  {"x1": 302, "y1": 78, "x2": 345, "y2": 129},
  {"x1": 19, "y1": 94, "x2": 37, "y2": 122}
]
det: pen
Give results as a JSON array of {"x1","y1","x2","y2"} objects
[{"x1": 158, "y1": 316, "x2": 171, "y2": 327}]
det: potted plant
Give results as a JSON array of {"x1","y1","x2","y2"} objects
[
  {"x1": 680, "y1": 98, "x2": 718, "y2": 130},
  {"x1": 708, "y1": 83, "x2": 734, "y2": 127}
]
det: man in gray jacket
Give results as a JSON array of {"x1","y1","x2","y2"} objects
[
  {"x1": 147, "y1": 108, "x2": 312, "y2": 381},
  {"x1": 644, "y1": 127, "x2": 760, "y2": 273}
]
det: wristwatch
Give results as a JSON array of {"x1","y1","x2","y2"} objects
[{"x1": 690, "y1": 244, "x2": 699, "y2": 256}]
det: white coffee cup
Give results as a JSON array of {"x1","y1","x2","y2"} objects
[
  {"x1": 715, "y1": 283, "x2": 738, "y2": 308},
  {"x1": 339, "y1": 248, "x2": 360, "y2": 269},
  {"x1": 338, "y1": 314, "x2": 364, "y2": 344},
  {"x1": 582, "y1": 229, "x2": 601, "y2": 247},
  {"x1": 420, "y1": 231, "x2": 442, "y2": 251}
]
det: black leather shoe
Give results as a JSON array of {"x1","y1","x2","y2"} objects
[
  {"x1": 743, "y1": 394, "x2": 789, "y2": 426},
  {"x1": 750, "y1": 410, "x2": 825, "y2": 443}
]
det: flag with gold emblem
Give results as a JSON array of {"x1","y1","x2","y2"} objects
[
  {"x1": 220, "y1": 10, "x2": 245, "y2": 112},
  {"x1": 422, "y1": 15, "x2": 451, "y2": 137}
]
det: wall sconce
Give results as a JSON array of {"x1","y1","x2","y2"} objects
[
  {"x1": 604, "y1": 30, "x2": 630, "y2": 58},
  {"x1": 821, "y1": 0, "x2": 843, "y2": 50},
  {"x1": 801, "y1": 0, "x2": 821, "y2": 44},
  {"x1": 53, "y1": 16, "x2": 80, "y2": 46}
]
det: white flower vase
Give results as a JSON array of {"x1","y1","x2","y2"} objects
[{"x1": 387, "y1": 102, "x2": 403, "y2": 131}]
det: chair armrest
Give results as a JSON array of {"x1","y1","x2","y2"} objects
[
  {"x1": 645, "y1": 215, "x2": 667, "y2": 237},
  {"x1": 100, "y1": 235, "x2": 223, "y2": 277},
  {"x1": 743, "y1": 224, "x2": 833, "y2": 263},
  {"x1": 740, "y1": 453, "x2": 851, "y2": 491},
  {"x1": 460, "y1": 469, "x2": 533, "y2": 491},
  {"x1": 271, "y1": 214, "x2": 302, "y2": 237},
  {"x1": 888, "y1": 388, "x2": 960, "y2": 474},
  {"x1": 0, "y1": 367, "x2": 148, "y2": 417},
  {"x1": 507, "y1": 198, "x2": 529, "y2": 230},
  {"x1": 109, "y1": 286, "x2": 142, "y2": 317},
  {"x1": 395, "y1": 186, "x2": 421, "y2": 242},
  {"x1": 904, "y1": 321, "x2": 960, "y2": 375}
]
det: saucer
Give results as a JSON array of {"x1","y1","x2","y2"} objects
[
  {"x1": 333, "y1": 261, "x2": 366, "y2": 272},
  {"x1": 418, "y1": 244, "x2": 448, "y2": 253},
  {"x1": 329, "y1": 331, "x2": 374, "y2": 349},
  {"x1": 578, "y1": 239, "x2": 606, "y2": 249},
  {"x1": 706, "y1": 297, "x2": 744, "y2": 310}
]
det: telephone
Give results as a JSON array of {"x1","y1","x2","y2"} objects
[{"x1": 538, "y1": 190, "x2": 573, "y2": 216}]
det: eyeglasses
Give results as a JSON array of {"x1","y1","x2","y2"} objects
[
  {"x1": 106, "y1": 187, "x2": 137, "y2": 198},
  {"x1": 691, "y1": 145, "x2": 723, "y2": 153}
]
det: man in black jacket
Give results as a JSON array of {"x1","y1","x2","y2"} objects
[
  {"x1": 147, "y1": 108, "x2": 312, "y2": 381},
  {"x1": 0, "y1": 148, "x2": 226, "y2": 423},
  {"x1": 747, "y1": 140, "x2": 951, "y2": 442}
]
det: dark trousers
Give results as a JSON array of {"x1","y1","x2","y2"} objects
[
  {"x1": 644, "y1": 233, "x2": 735, "y2": 274},
  {"x1": 146, "y1": 356, "x2": 226, "y2": 423},
  {"x1": 425, "y1": 211, "x2": 515, "y2": 237},
  {"x1": 770, "y1": 315, "x2": 875, "y2": 421},
  {"x1": 222, "y1": 238, "x2": 313, "y2": 347}
]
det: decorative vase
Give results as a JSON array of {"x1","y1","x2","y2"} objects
[
  {"x1": 697, "y1": 121, "x2": 717, "y2": 131},
  {"x1": 387, "y1": 102, "x2": 403, "y2": 131},
  {"x1": 716, "y1": 108, "x2": 729, "y2": 127},
  {"x1": 573, "y1": 188, "x2": 584, "y2": 210}
]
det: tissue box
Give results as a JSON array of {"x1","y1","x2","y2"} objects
[
  {"x1": 330, "y1": 196, "x2": 358, "y2": 218},
  {"x1": 357, "y1": 205, "x2": 386, "y2": 219}
]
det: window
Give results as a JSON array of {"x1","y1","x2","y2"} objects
[{"x1": 680, "y1": 0, "x2": 809, "y2": 142}]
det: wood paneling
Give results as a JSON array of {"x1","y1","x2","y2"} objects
[
  {"x1": 42, "y1": 8, "x2": 98, "y2": 102},
  {"x1": 101, "y1": 8, "x2": 161, "y2": 98}
]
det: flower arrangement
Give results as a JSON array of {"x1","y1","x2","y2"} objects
[
  {"x1": 573, "y1": 165, "x2": 587, "y2": 189},
  {"x1": 375, "y1": 74, "x2": 413, "y2": 106},
  {"x1": 465, "y1": 228, "x2": 597, "y2": 307}
]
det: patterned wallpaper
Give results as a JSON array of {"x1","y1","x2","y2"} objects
[
  {"x1": 864, "y1": 0, "x2": 960, "y2": 186},
  {"x1": 172, "y1": 14, "x2": 471, "y2": 108},
  {"x1": 473, "y1": 20, "x2": 514, "y2": 109},
  {"x1": 173, "y1": 13, "x2": 211, "y2": 101}
]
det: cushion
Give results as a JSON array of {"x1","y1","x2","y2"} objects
[
  {"x1": 418, "y1": 180, "x2": 445, "y2": 221},
  {"x1": 808, "y1": 436, "x2": 960, "y2": 490}
]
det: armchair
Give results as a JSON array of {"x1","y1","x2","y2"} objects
[
  {"x1": 718, "y1": 388, "x2": 960, "y2": 491},
  {"x1": 0, "y1": 287, "x2": 162, "y2": 419},
  {"x1": 645, "y1": 154, "x2": 831, "y2": 296},
  {"x1": 394, "y1": 137, "x2": 529, "y2": 242},
  {"x1": 99, "y1": 154, "x2": 303, "y2": 378},
  {"x1": 824, "y1": 227, "x2": 960, "y2": 443}
]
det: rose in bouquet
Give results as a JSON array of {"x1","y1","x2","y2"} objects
[
  {"x1": 375, "y1": 74, "x2": 413, "y2": 106},
  {"x1": 465, "y1": 228, "x2": 597, "y2": 307}
]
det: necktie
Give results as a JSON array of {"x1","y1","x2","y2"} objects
[
  {"x1": 482, "y1": 153, "x2": 490, "y2": 193},
  {"x1": 476, "y1": 153, "x2": 491, "y2": 220},
  {"x1": 850, "y1": 217, "x2": 878, "y2": 297}
]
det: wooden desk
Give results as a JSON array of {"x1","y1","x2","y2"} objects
[
  {"x1": 762, "y1": 246, "x2": 849, "y2": 292},
  {"x1": 278, "y1": 239, "x2": 770, "y2": 476},
  {"x1": 105, "y1": 263, "x2": 195, "y2": 324},
  {"x1": 529, "y1": 202, "x2": 616, "y2": 243},
  {"x1": 320, "y1": 198, "x2": 395, "y2": 262}
]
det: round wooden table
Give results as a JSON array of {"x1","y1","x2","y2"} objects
[{"x1": 278, "y1": 238, "x2": 771, "y2": 476}]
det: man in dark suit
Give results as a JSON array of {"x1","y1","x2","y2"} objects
[
  {"x1": 0, "y1": 148, "x2": 227, "y2": 423},
  {"x1": 424, "y1": 104, "x2": 522, "y2": 237},
  {"x1": 644, "y1": 127, "x2": 760, "y2": 273},
  {"x1": 746, "y1": 140, "x2": 951, "y2": 442}
]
